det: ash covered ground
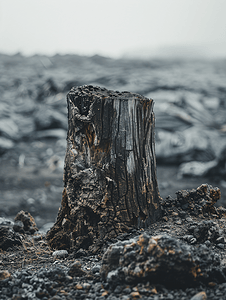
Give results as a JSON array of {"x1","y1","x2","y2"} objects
[{"x1": 0, "y1": 53, "x2": 226, "y2": 299}]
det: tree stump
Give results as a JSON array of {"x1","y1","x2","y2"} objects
[{"x1": 46, "y1": 85, "x2": 162, "y2": 250}]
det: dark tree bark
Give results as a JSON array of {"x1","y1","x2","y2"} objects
[{"x1": 46, "y1": 85, "x2": 162, "y2": 250}]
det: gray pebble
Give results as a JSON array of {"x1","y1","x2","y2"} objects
[
  {"x1": 91, "y1": 264, "x2": 101, "y2": 274},
  {"x1": 52, "y1": 250, "x2": 68, "y2": 258},
  {"x1": 205, "y1": 240, "x2": 211, "y2": 246},
  {"x1": 217, "y1": 243, "x2": 225, "y2": 249},
  {"x1": 186, "y1": 217, "x2": 193, "y2": 222},
  {"x1": 216, "y1": 236, "x2": 225, "y2": 244},
  {"x1": 190, "y1": 291, "x2": 207, "y2": 300}
]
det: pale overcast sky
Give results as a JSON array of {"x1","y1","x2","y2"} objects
[{"x1": 0, "y1": 0, "x2": 226, "y2": 58}]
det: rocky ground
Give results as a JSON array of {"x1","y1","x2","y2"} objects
[
  {"x1": 0, "y1": 53, "x2": 226, "y2": 299},
  {"x1": 1, "y1": 184, "x2": 226, "y2": 300}
]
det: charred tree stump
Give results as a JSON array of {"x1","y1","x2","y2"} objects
[{"x1": 46, "y1": 85, "x2": 162, "y2": 250}]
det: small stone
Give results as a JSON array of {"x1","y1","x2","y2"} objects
[
  {"x1": 0, "y1": 270, "x2": 11, "y2": 280},
  {"x1": 179, "y1": 211, "x2": 187, "y2": 218},
  {"x1": 83, "y1": 283, "x2": 91, "y2": 290},
  {"x1": 130, "y1": 291, "x2": 140, "y2": 298},
  {"x1": 65, "y1": 275, "x2": 73, "y2": 281},
  {"x1": 121, "y1": 296, "x2": 130, "y2": 300},
  {"x1": 162, "y1": 216, "x2": 168, "y2": 222},
  {"x1": 52, "y1": 250, "x2": 68, "y2": 258},
  {"x1": 68, "y1": 260, "x2": 87, "y2": 277},
  {"x1": 216, "y1": 243, "x2": 224, "y2": 249},
  {"x1": 190, "y1": 237, "x2": 197, "y2": 244},
  {"x1": 101, "y1": 291, "x2": 108, "y2": 296},
  {"x1": 175, "y1": 220, "x2": 182, "y2": 225},
  {"x1": 91, "y1": 264, "x2": 101, "y2": 274},
  {"x1": 216, "y1": 236, "x2": 225, "y2": 244},
  {"x1": 205, "y1": 240, "x2": 211, "y2": 246},
  {"x1": 114, "y1": 285, "x2": 122, "y2": 294},
  {"x1": 124, "y1": 287, "x2": 132, "y2": 293},
  {"x1": 151, "y1": 288, "x2": 158, "y2": 294},
  {"x1": 75, "y1": 284, "x2": 83, "y2": 290},
  {"x1": 172, "y1": 212, "x2": 178, "y2": 216},
  {"x1": 186, "y1": 217, "x2": 193, "y2": 222},
  {"x1": 93, "y1": 282, "x2": 103, "y2": 292},
  {"x1": 59, "y1": 289, "x2": 67, "y2": 295},
  {"x1": 106, "y1": 269, "x2": 119, "y2": 283},
  {"x1": 49, "y1": 296, "x2": 61, "y2": 300},
  {"x1": 75, "y1": 248, "x2": 87, "y2": 258},
  {"x1": 190, "y1": 291, "x2": 207, "y2": 300},
  {"x1": 208, "y1": 282, "x2": 217, "y2": 287}
]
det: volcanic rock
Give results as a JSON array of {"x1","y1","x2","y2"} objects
[
  {"x1": 14, "y1": 210, "x2": 38, "y2": 234},
  {"x1": 161, "y1": 184, "x2": 221, "y2": 218},
  {"x1": 101, "y1": 233, "x2": 226, "y2": 288},
  {"x1": 0, "y1": 227, "x2": 22, "y2": 250}
]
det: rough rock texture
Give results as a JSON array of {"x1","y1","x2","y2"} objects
[
  {"x1": 0, "y1": 227, "x2": 22, "y2": 250},
  {"x1": 1, "y1": 191, "x2": 226, "y2": 299},
  {"x1": 0, "y1": 270, "x2": 11, "y2": 281},
  {"x1": 46, "y1": 85, "x2": 162, "y2": 250},
  {"x1": 161, "y1": 184, "x2": 222, "y2": 221},
  {"x1": 14, "y1": 210, "x2": 38, "y2": 234},
  {"x1": 101, "y1": 233, "x2": 226, "y2": 288}
]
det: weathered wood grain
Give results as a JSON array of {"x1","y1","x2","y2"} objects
[{"x1": 46, "y1": 85, "x2": 162, "y2": 250}]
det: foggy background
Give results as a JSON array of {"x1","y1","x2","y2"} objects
[{"x1": 0, "y1": 0, "x2": 226, "y2": 59}]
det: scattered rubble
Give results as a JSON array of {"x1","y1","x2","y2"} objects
[
  {"x1": 0, "y1": 185, "x2": 226, "y2": 299},
  {"x1": 14, "y1": 210, "x2": 38, "y2": 234},
  {"x1": 161, "y1": 184, "x2": 222, "y2": 220},
  {"x1": 0, "y1": 227, "x2": 22, "y2": 250}
]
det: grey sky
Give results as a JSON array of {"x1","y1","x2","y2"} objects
[{"x1": 0, "y1": 0, "x2": 226, "y2": 58}]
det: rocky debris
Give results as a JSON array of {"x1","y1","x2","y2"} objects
[
  {"x1": 101, "y1": 233, "x2": 226, "y2": 288},
  {"x1": 2, "y1": 187, "x2": 226, "y2": 297},
  {"x1": 186, "y1": 220, "x2": 225, "y2": 245},
  {"x1": 0, "y1": 227, "x2": 22, "y2": 250},
  {"x1": 14, "y1": 210, "x2": 38, "y2": 234},
  {"x1": 161, "y1": 184, "x2": 222, "y2": 219},
  {"x1": 68, "y1": 260, "x2": 88, "y2": 277},
  {"x1": 0, "y1": 213, "x2": 39, "y2": 251},
  {"x1": 0, "y1": 270, "x2": 11, "y2": 281},
  {"x1": 1, "y1": 214, "x2": 226, "y2": 299}
]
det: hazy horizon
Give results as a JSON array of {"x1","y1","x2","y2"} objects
[{"x1": 0, "y1": 0, "x2": 226, "y2": 59}]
